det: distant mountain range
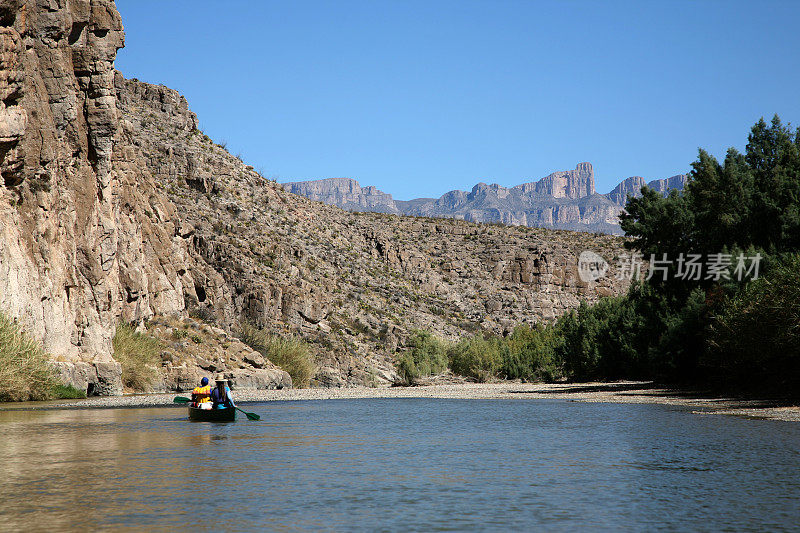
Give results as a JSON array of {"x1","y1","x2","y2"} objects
[{"x1": 282, "y1": 163, "x2": 688, "y2": 234}]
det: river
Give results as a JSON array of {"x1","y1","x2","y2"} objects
[{"x1": 1, "y1": 399, "x2": 799, "y2": 531}]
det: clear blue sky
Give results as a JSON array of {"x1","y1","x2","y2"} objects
[{"x1": 115, "y1": 0, "x2": 800, "y2": 199}]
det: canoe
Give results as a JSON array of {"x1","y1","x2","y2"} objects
[{"x1": 188, "y1": 406, "x2": 236, "y2": 422}]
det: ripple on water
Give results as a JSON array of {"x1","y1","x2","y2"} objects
[{"x1": 1, "y1": 399, "x2": 799, "y2": 531}]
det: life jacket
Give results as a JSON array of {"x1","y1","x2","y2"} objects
[{"x1": 191, "y1": 384, "x2": 211, "y2": 406}]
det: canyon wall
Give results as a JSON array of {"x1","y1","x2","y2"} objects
[
  {"x1": 0, "y1": 0, "x2": 633, "y2": 393},
  {"x1": 0, "y1": 0, "x2": 128, "y2": 393}
]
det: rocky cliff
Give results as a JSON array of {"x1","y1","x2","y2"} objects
[
  {"x1": 607, "y1": 174, "x2": 688, "y2": 206},
  {"x1": 0, "y1": 0, "x2": 633, "y2": 394},
  {"x1": 0, "y1": 0, "x2": 288, "y2": 393},
  {"x1": 284, "y1": 164, "x2": 687, "y2": 234},
  {"x1": 283, "y1": 178, "x2": 400, "y2": 215},
  {"x1": 0, "y1": 0, "x2": 128, "y2": 394},
  {"x1": 521, "y1": 161, "x2": 595, "y2": 199}
]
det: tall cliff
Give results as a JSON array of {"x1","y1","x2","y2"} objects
[
  {"x1": 0, "y1": 0, "x2": 633, "y2": 394},
  {"x1": 0, "y1": 0, "x2": 128, "y2": 393},
  {"x1": 521, "y1": 161, "x2": 595, "y2": 199},
  {"x1": 0, "y1": 0, "x2": 286, "y2": 393},
  {"x1": 284, "y1": 164, "x2": 687, "y2": 234}
]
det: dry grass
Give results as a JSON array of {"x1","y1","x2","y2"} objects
[
  {"x1": 0, "y1": 312, "x2": 84, "y2": 401},
  {"x1": 112, "y1": 322, "x2": 162, "y2": 391},
  {"x1": 239, "y1": 323, "x2": 316, "y2": 388}
]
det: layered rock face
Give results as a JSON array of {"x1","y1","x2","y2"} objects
[
  {"x1": 0, "y1": 0, "x2": 127, "y2": 394},
  {"x1": 0, "y1": 0, "x2": 288, "y2": 393},
  {"x1": 284, "y1": 178, "x2": 400, "y2": 214},
  {"x1": 521, "y1": 161, "x2": 595, "y2": 199},
  {"x1": 643, "y1": 174, "x2": 688, "y2": 197},
  {"x1": 0, "y1": 0, "x2": 634, "y2": 393},
  {"x1": 283, "y1": 164, "x2": 687, "y2": 235}
]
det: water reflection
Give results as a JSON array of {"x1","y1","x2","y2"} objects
[{"x1": 1, "y1": 400, "x2": 799, "y2": 531}]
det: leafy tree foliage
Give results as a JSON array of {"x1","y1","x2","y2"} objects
[
  {"x1": 706, "y1": 255, "x2": 800, "y2": 393},
  {"x1": 623, "y1": 115, "x2": 800, "y2": 259},
  {"x1": 395, "y1": 329, "x2": 450, "y2": 384},
  {"x1": 613, "y1": 115, "x2": 800, "y2": 391}
]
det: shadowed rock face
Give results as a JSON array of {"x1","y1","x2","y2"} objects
[
  {"x1": 0, "y1": 0, "x2": 635, "y2": 393},
  {"x1": 283, "y1": 164, "x2": 687, "y2": 235}
]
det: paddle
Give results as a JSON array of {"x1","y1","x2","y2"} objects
[
  {"x1": 235, "y1": 407, "x2": 261, "y2": 421},
  {"x1": 173, "y1": 396, "x2": 260, "y2": 421}
]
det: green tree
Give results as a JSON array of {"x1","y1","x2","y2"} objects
[
  {"x1": 610, "y1": 116, "x2": 800, "y2": 389},
  {"x1": 686, "y1": 148, "x2": 753, "y2": 252},
  {"x1": 396, "y1": 330, "x2": 449, "y2": 384},
  {"x1": 706, "y1": 254, "x2": 800, "y2": 392},
  {"x1": 745, "y1": 116, "x2": 800, "y2": 252}
]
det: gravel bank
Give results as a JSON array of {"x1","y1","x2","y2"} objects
[{"x1": 2, "y1": 381, "x2": 798, "y2": 422}]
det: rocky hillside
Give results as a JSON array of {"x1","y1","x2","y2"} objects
[
  {"x1": 284, "y1": 165, "x2": 687, "y2": 235},
  {"x1": 0, "y1": 0, "x2": 631, "y2": 394}
]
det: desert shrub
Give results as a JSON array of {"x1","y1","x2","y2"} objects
[
  {"x1": 395, "y1": 352, "x2": 420, "y2": 385},
  {"x1": 188, "y1": 306, "x2": 216, "y2": 324},
  {"x1": 395, "y1": 330, "x2": 449, "y2": 384},
  {"x1": 0, "y1": 312, "x2": 84, "y2": 401},
  {"x1": 239, "y1": 323, "x2": 315, "y2": 388},
  {"x1": 448, "y1": 334, "x2": 503, "y2": 382},
  {"x1": 112, "y1": 322, "x2": 161, "y2": 391},
  {"x1": 501, "y1": 324, "x2": 564, "y2": 382}
]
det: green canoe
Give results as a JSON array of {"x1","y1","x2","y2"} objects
[{"x1": 188, "y1": 406, "x2": 236, "y2": 422}]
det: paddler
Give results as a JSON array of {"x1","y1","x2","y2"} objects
[
  {"x1": 211, "y1": 375, "x2": 236, "y2": 410},
  {"x1": 191, "y1": 377, "x2": 212, "y2": 409}
]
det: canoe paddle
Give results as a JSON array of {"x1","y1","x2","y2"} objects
[
  {"x1": 172, "y1": 396, "x2": 261, "y2": 421},
  {"x1": 235, "y1": 407, "x2": 261, "y2": 421}
]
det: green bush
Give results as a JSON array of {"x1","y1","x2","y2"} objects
[
  {"x1": 395, "y1": 330, "x2": 449, "y2": 384},
  {"x1": 0, "y1": 312, "x2": 84, "y2": 401},
  {"x1": 239, "y1": 323, "x2": 315, "y2": 387},
  {"x1": 446, "y1": 326, "x2": 564, "y2": 383},
  {"x1": 501, "y1": 324, "x2": 564, "y2": 382},
  {"x1": 50, "y1": 384, "x2": 87, "y2": 399},
  {"x1": 395, "y1": 352, "x2": 420, "y2": 385},
  {"x1": 448, "y1": 335, "x2": 503, "y2": 382},
  {"x1": 556, "y1": 289, "x2": 666, "y2": 382},
  {"x1": 112, "y1": 322, "x2": 161, "y2": 391}
]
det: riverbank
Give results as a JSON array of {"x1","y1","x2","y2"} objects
[{"x1": 2, "y1": 381, "x2": 799, "y2": 422}]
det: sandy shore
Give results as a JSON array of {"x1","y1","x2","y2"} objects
[{"x1": 2, "y1": 381, "x2": 799, "y2": 422}]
